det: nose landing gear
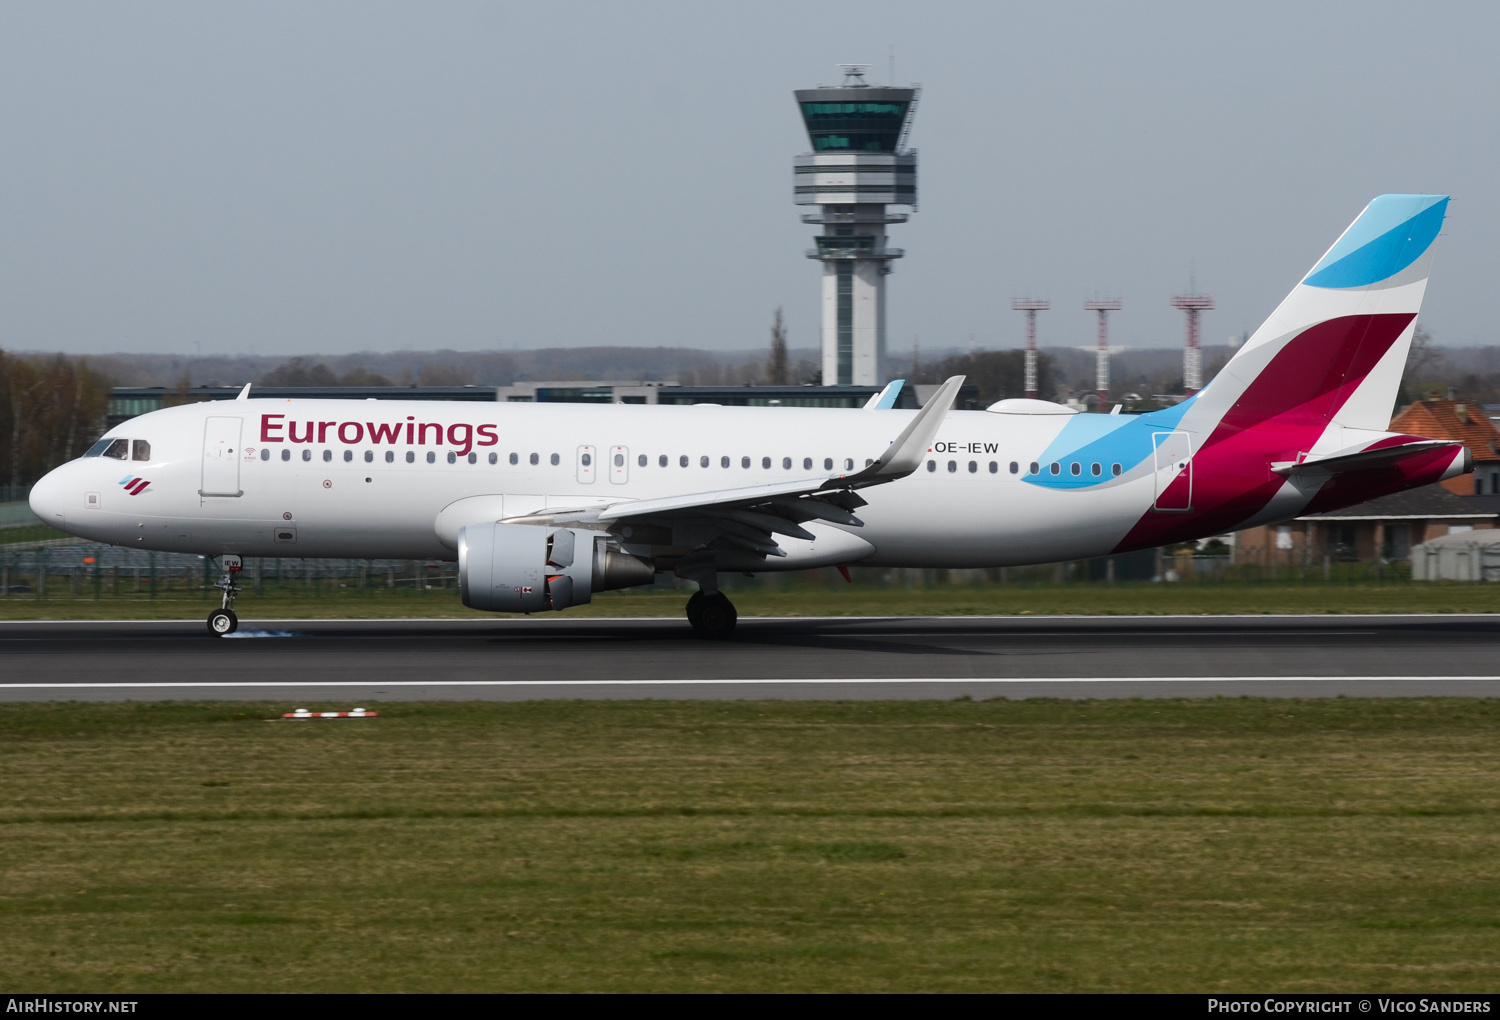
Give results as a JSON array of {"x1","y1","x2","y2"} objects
[{"x1": 207, "y1": 555, "x2": 243, "y2": 636}]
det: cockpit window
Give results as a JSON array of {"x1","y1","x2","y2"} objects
[
  {"x1": 100, "y1": 439, "x2": 129, "y2": 460},
  {"x1": 83, "y1": 438, "x2": 114, "y2": 457},
  {"x1": 131, "y1": 440, "x2": 151, "y2": 462}
]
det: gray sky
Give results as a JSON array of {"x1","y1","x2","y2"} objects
[{"x1": 2, "y1": 1, "x2": 1496, "y2": 358}]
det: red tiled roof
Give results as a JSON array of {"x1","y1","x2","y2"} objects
[{"x1": 1390, "y1": 399, "x2": 1500, "y2": 462}]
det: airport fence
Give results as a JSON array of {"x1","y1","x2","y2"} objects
[{"x1": 0, "y1": 543, "x2": 476, "y2": 601}]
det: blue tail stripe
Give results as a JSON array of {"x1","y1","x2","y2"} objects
[{"x1": 1303, "y1": 195, "x2": 1448, "y2": 289}]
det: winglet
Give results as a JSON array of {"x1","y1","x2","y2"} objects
[
  {"x1": 236, "y1": 383, "x2": 252, "y2": 401},
  {"x1": 863, "y1": 379, "x2": 905, "y2": 410},
  {"x1": 842, "y1": 375, "x2": 964, "y2": 485}
]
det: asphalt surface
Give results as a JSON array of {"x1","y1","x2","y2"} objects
[{"x1": 1, "y1": 614, "x2": 1499, "y2": 701}]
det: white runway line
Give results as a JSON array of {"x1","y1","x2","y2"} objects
[{"x1": 2, "y1": 676, "x2": 1499, "y2": 689}]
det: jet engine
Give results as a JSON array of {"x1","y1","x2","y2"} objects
[{"x1": 457, "y1": 523, "x2": 654, "y2": 612}]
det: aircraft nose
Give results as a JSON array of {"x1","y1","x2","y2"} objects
[{"x1": 28, "y1": 467, "x2": 69, "y2": 530}]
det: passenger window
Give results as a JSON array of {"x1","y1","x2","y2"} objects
[
  {"x1": 427, "y1": 452, "x2": 436, "y2": 464},
  {"x1": 968, "y1": 461, "x2": 977, "y2": 473},
  {"x1": 638, "y1": 454, "x2": 647, "y2": 467},
  {"x1": 488, "y1": 452, "x2": 497, "y2": 465},
  {"x1": 948, "y1": 460, "x2": 957, "y2": 473},
  {"x1": 927, "y1": 460, "x2": 936, "y2": 472},
  {"x1": 447, "y1": 452, "x2": 456, "y2": 464},
  {"x1": 866, "y1": 459, "x2": 874, "y2": 467},
  {"x1": 550, "y1": 453, "x2": 560, "y2": 466},
  {"x1": 581, "y1": 452, "x2": 592, "y2": 466},
  {"x1": 700, "y1": 456, "x2": 709, "y2": 468},
  {"x1": 406, "y1": 451, "x2": 415, "y2": 463},
  {"x1": 344, "y1": 450, "x2": 353, "y2": 462},
  {"x1": 530, "y1": 453, "x2": 539, "y2": 465},
  {"x1": 762, "y1": 456, "x2": 771, "y2": 469},
  {"x1": 282, "y1": 449, "x2": 291, "y2": 462},
  {"x1": 1091, "y1": 463, "x2": 1101, "y2": 476},
  {"x1": 468, "y1": 453, "x2": 477, "y2": 464},
  {"x1": 845, "y1": 458, "x2": 854, "y2": 471},
  {"x1": 1070, "y1": 463, "x2": 1081, "y2": 476},
  {"x1": 803, "y1": 457, "x2": 812, "y2": 470},
  {"x1": 1049, "y1": 462, "x2": 1060, "y2": 475},
  {"x1": 659, "y1": 455, "x2": 668, "y2": 467},
  {"x1": 132, "y1": 440, "x2": 151, "y2": 461},
  {"x1": 364, "y1": 450, "x2": 374, "y2": 463},
  {"x1": 824, "y1": 458, "x2": 833, "y2": 470},
  {"x1": 782, "y1": 457, "x2": 792, "y2": 470},
  {"x1": 1029, "y1": 462, "x2": 1039, "y2": 475},
  {"x1": 323, "y1": 450, "x2": 333, "y2": 462},
  {"x1": 1008, "y1": 461, "x2": 1017, "y2": 474},
  {"x1": 510, "y1": 452, "x2": 519, "y2": 465},
  {"x1": 741, "y1": 456, "x2": 750, "y2": 469},
  {"x1": 102, "y1": 439, "x2": 129, "y2": 460},
  {"x1": 260, "y1": 449, "x2": 269, "y2": 461},
  {"x1": 1112, "y1": 463, "x2": 1122, "y2": 476},
  {"x1": 388, "y1": 451, "x2": 396, "y2": 463},
  {"x1": 303, "y1": 449, "x2": 312, "y2": 462},
  {"x1": 721, "y1": 456, "x2": 730, "y2": 468},
  {"x1": 679, "y1": 455, "x2": 688, "y2": 467}
]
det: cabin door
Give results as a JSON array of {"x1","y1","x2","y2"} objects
[
  {"x1": 201, "y1": 417, "x2": 244, "y2": 497},
  {"x1": 1152, "y1": 431, "x2": 1193, "y2": 512}
]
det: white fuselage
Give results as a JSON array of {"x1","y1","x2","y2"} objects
[{"x1": 29, "y1": 398, "x2": 1172, "y2": 569}]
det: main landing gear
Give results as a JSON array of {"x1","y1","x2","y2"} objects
[
  {"x1": 685, "y1": 590, "x2": 737, "y2": 639},
  {"x1": 207, "y1": 555, "x2": 243, "y2": 636}
]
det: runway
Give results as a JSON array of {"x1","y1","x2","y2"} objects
[{"x1": 2, "y1": 614, "x2": 1499, "y2": 701}]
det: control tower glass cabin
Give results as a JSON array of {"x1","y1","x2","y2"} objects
[{"x1": 794, "y1": 67, "x2": 917, "y2": 386}]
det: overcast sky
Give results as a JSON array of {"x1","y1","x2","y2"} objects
[{"x1": 2, "y1": 1, "x2": 1496, "y2": 359}]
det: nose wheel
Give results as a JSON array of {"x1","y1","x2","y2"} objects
[
  {"x1": 686, "y1": 590, "x2": 737, "y2": 639},
  {"x1": 207, "y1": 555, "x2": 244, "y2": 637}
]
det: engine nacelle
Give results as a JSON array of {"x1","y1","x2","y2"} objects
[{"x1": 457, "y1": 523, "x2": 654, "y2": 613}]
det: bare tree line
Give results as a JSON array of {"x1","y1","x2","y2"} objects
[{"x1": 0, "y1": 351, "x2": 110, "y2": 489}]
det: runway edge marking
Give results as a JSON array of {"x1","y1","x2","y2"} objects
[{"x1": 4, "y1": 676, "x2": 1500, "y2": 689}]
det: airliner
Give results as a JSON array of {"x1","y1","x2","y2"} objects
[{"x1": 29, "y1": 194, "x2": 1468, "y2": 637}]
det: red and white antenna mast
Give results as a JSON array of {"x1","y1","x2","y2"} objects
[
  {"x1": 1012, "y1": 299, "x2": 1050, "y2": 398},
  {"x1": 1083, "y1": 297, "x2": 1122, "y2": 408},
  {"x1": 1171, "y1": 291, "x2": 1214, "y2": 395}
]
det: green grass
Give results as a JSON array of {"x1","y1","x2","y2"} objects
[
  {"x1": 1, "y1": 699, "x2": 1498, "y2": 991},
  {"x1": 1, "y1": 579, "x2": 1498, "y2": 619}
]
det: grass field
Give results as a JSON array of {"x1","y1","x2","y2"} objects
[
  {"x1": 2, "y1": 579, "x2": 1500, "y2": 620},
  {"x1": 1, "y1": 699, "x2": 1497, "y2": 992}
]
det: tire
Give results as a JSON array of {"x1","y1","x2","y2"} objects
[
  {"x1": 686, "y1": 591, "x2": 706, "y2": 631},
  {"x1": 697, "y1": 593, "x2": 737, "y2": 639},
  {"x1": 207, "y1": 609, "x2": 238, "y2": 636}
]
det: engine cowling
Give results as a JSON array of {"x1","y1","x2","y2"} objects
[{"x1": 457, "y1": 523, "x2": 654, "y2": 612}]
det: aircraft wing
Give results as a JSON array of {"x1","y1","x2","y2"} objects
[{"x1": 519, "y1": 375, "x2": 964, "y2": 559}]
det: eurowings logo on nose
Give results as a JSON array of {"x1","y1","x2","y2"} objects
[{"x1": 118, "y1": 475, "x2": 151, "y2": 495}]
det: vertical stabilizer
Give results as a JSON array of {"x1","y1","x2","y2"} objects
[{"x1": 1190, "y1": 194, "x2": 1448, "y2": 434}]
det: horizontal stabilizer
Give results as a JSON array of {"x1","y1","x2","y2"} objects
[{"x1": 1272, "y1": 440, "x2": 1463, "y2": 477}]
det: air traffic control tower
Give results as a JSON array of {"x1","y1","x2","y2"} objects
[{"x1": 795, "y1": 65, "x2": 918, "y2": 386}]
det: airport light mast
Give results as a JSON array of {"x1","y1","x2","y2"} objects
[
  {"x1": 1171, "y1": 291, "x2": 1215, "y2": 395},
  {"x1": 795, "y1": 65, "x2": 919, "y2": 386},
  {"x1": 1012, "y1": 299, "x2": 1050, "y2": 399},
  {"x1": 1083, "y1": 298, "x2": 1122, "y2": 407}
]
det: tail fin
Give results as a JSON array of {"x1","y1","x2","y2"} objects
[{"x1": 1191, "y1": 194, "x2": 1448, "y2": 434}]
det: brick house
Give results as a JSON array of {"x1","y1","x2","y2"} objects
[
  {"x1": 1233, "y1": 484, "x2": 1497, "y2": 567},
  {"x1": 1389, "y1": 397, "x2": 1500, "y2": 495}
]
